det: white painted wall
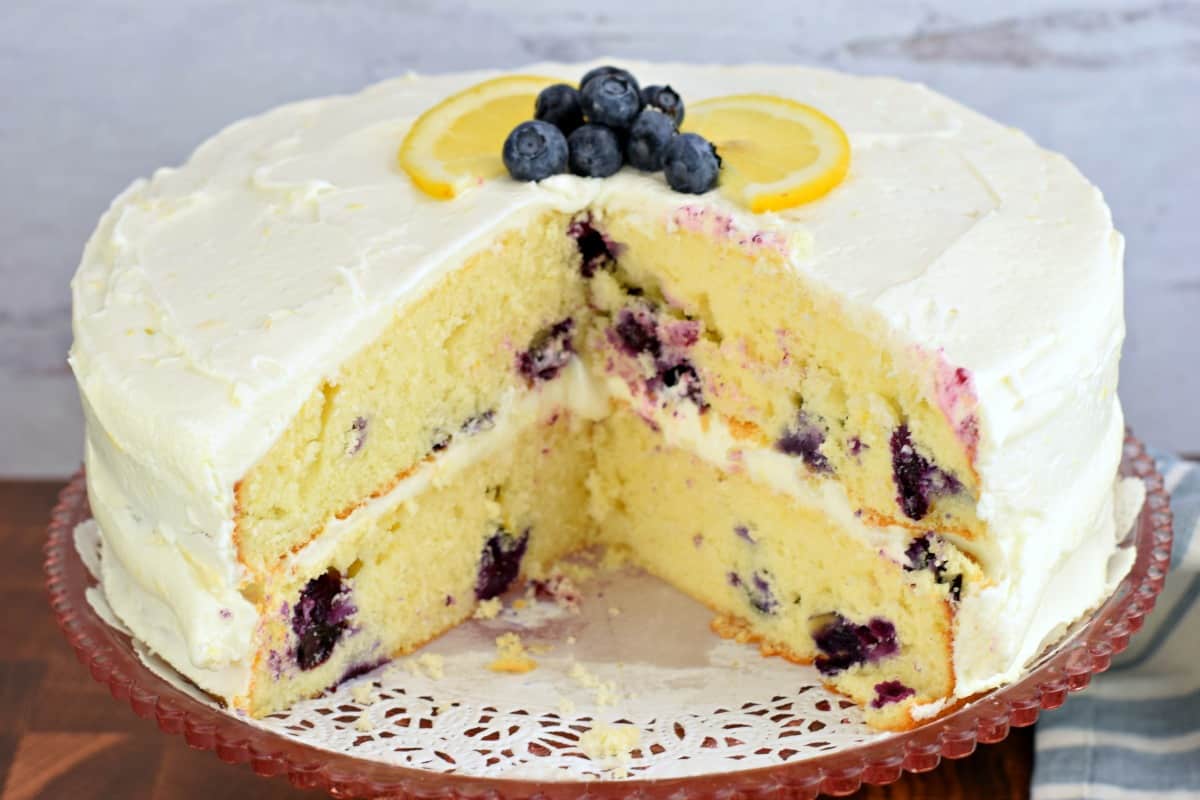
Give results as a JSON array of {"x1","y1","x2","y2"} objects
[{"x1": 3, "y1": 0, "x2": 1197, "y2": 475}]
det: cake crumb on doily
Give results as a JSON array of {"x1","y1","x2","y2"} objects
[
  {"x1": 569, "y1": 661, "x2": 619, "y2": 706},
  {"x1": 473, "y1": 598, "x2": 503, "y2": 620},
  {"x1": 489, "y1": 633, "x2": 537, "y2": 673},
  {"x1": 710, "y1": 613, "x2": 755, "y2": 643},
  {"x1": 558, "y1": 696, "x2": 577, "y2": 715},
  {"x1": 418, "y1": 653, "x2": 446, "y2": 680},
  {"x1": 350, "y1": 682, "x2": 376, "y2": 705},
  {"x1": 580, "y1": 724, "x2": 640, "y2": 777},
  {"x1": 403, "y1": 652, "x2": 446, "y2": 680},
  {"x1": 355, "y1": 713, "x2": 374, "y2": 732}
]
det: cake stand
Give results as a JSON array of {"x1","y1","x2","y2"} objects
[{"x1": 44, "y1": 433, "x2": 1173, "y2": 799}]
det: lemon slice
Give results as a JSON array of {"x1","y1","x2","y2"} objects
[
  {"x1": 398, "y1": 75, "x2": 560, "y2": 199},
  {"x1": 684, "y1": 94, "x2": 850, "y2": 213}
]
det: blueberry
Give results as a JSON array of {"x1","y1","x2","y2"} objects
[
  {"x1": 517, "y1": 317, "x2": 575, "y2": 384},
  {"x1": 626, "y1": 109, "x2": 676, "y2": 171},
  {"x1": 535, "y1": 83, "x2": 584, "y2": 134},
  {"x1": 579, "y1": 72, "x2": 642, "y2": 130},
  {"x1": 728, "y1": 569, "x2": 778, "y2": 614},
  {"x1": 903, "y1": 533, "x2": 964, "y2": 602},
  {"x1": 812, "y1": 614, "x2": 898, "y2": 676},
  {"x1": 903, "y1": 534, "x2": 938, "y2": 572},
  {"x1": 890, "y1": 425, "x2": 962, "y2": 521},
  {"x1": 567, "y1": 124, "x2": 624, "y2": 178},
  {"x1": 746, "y1": 571, "x2": 779, "y2": 615},
  {"x1": 475, "y1": 527, "x2": 530, "y2": 600},
  {"x1": 292, "y1": 569, "x2": 355, "y2": 671},
  {"x1": 580, "y1": 65, "x2": 631, "y2": 89},
  {"x1": 612, "y1": 307, "x2": 661, "y2": 357},
  {"x1": 663, "y1": 133, "x2": 720, "y2": 194},
  {"x1": 502, "y1": 120, "x2": 569, "y2": 182},
  {"x1": 567, "y1": 216, "x2": 618, "y2": 277},
  {"x1": 657, "y1": 359, "x2": 706, "y2": 409},
  {"x1": 641, "y1": 84, "x2": 684, "y2": 125},
  {"x1": 776, "y1": 410, "x2": 832, "y2": 474},
  {"x1": 871, "y1": 680, "x2": 915, "y2": 709}
]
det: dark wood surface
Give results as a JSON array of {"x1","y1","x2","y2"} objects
[{"x1": 0, "y1": 480, "x2": 1032, "y2": 799}]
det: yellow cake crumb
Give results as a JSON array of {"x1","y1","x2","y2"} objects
[
  {"x1": 579, "y1": 724, "x2": 640, "y2": 776},
  {"x1": 402, "y1": 652, "x2": 446, "y2": 680},
  {"x1": 568, "y1": 661, "x2": 619, "y2": 706},
  {"x1": 512, "y1": 598, "x2": 528, "y2": 609},
  {"x1": 710, "y1": 614, "x2": 755, "y2": 644},
  {"x1": 608, "y1": 606, "x2": 621, "y2": 617},
  {"x1": 350, "y1": 682, "x2": 376, "y2": 705},
  {"x1": 417, "y1": 653, "x2": 445, "y2": 680},
  {"x1": 355, "y1": 713, "x2": 374, "y2": 732},
  {"x1": 489, "y1": 632, "x2": 537, "y2": 673},
  {"x1": 473, "y1": 598, "x2": 503, "y2": 620}
]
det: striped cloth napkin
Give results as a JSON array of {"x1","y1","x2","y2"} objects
[{"x1": 1032, "y1": 451, "x2": 1200, "y2": 800}]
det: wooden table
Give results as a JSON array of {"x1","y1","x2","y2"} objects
[{"x1": 0, "y1": 480, "x2": 1032, "y2": 799}]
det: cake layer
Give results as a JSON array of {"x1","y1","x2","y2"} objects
[
  {"x1": 583, "y1": 205, "x2": 985, "y2": 547},
  {"x1": 246, "y1": 406, "x2": 595, "y2": 714},
  {"x1": 236, "y1": 209, "x2": 586, "y2": 575},
  {"x1": 592, "y1": 407, "x2": 958, "y2": 729}
]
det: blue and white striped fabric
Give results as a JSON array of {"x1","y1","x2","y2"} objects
[{"x1": 1032, "y1": 452, "x2": 1200, "y2": 800}]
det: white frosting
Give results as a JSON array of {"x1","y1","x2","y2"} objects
[{"x1": 70, "y1": 61, "x2": 1128, "y2": 707}]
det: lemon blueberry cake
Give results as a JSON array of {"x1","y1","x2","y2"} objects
[{"x1": 70, "y1": 61, "x2": 1131, "y2": 730}]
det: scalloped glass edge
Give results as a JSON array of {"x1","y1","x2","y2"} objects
[{"x1": 43, "y1": 432, "x2": 1172, "y2": 800}]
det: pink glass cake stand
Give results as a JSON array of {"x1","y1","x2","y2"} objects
[{"x1": 44, "y1": 433, "x2": 1172, "y2": 799}]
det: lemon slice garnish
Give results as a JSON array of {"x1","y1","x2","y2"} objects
[
  {"x1": 684, "y1": 94, "x2": 850, "y2": 213},
  {"x1": 398, "y1": 75, "x2": 560, "y2": 199}
]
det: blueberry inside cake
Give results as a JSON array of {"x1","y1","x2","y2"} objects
[{"x1": 69, "y1": 61, "x2": 1132, "y2": 731}]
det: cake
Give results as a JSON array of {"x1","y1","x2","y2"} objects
[{"x1": 69, "y1": 60, "x2": 1132, "y2": 731}]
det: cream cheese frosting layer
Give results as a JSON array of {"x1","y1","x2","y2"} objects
[{"x1": 70, "y1": 61, "x2": 1127, "y2": 703}]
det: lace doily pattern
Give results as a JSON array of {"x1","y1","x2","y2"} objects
[
  {"x1": 258, "y1": 673, "x2": 874, "y2": 780},
  {"x1": 46, "y1": 433, "x2": 1171, "y2": 798}
]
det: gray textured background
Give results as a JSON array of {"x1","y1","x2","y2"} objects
[{"x1": 3, "y1": 0, "x2": 1198, "y2": 476}]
